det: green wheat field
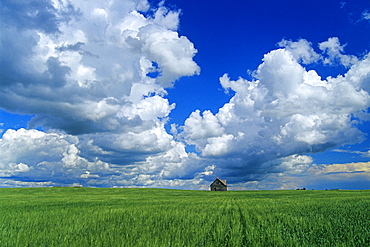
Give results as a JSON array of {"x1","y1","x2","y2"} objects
[{"x1": 0, "y1": 188, "x2": 369, "y2": 246}]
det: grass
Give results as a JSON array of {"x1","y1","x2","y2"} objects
[{"x1": 0, "y1": 188, "x2": 369, "y2": 246}]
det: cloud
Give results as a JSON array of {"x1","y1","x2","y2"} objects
[
  {"x1": 278, "y1": 39, "x2": 321, "y2": 64},
  {"x1": 0, "y1": 0, "x2": 80, "y2": 34},
  {"x1": 0, "y1": 128, "x2": 206, "y2": 188},
  {"x1": 363, "y1": 10, "x2": 370, "y2": 20},
  {"x1": 0, "y1": 128, "x2": 109, "y2": 182},
  {"x1": 301, "y1": 161, "x2": 370, "y2": 190},
  {"x1": 0, "y1": 0, "x2": 199, "y2": 135},
  {"x1": 0, "y1": 0, "x2": 202, "y2": 187},
  {"x1": 333, "y1": 148, "x2": 370, "y2": 158},
  {"x1": 311, "y1": 161, "x2": 370, "y2": 174},
  {"x1": 181, "y1": 38, "x2": 370, "y2": 184},
  {"x1": 278, "y1": 37, "x2": 359, "y2": 68},
  {"x1": 230, "y1": 160, "x2": 370, "y2": 190},
  {"x1": 319, "y1": 37, "x2": 359, "y2": 67}
]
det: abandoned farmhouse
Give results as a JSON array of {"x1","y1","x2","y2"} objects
[{"x1": 210, "y1": 177, "x2": 227, "y2": 191}]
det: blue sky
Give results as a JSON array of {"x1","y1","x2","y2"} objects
[
  {"x1": 0, "y1": 0, "x2": 370, "y2": 189},
  {"x1": 165, "y1": 0, "x2": 370, "y2": 121}
]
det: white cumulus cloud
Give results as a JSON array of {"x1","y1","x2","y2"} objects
[
  {"x1": 0, "y1": 0, "x2": 201, "y2": 187},
  {"x1": 0, "y1": 0, "x2": 199, "y2": 135},
  {"x1": 182, "y1": 38, "x2": 370, "y2": 183},
  {"x1": 319, "y1": 37, "x2": 359, "y2": 67}
]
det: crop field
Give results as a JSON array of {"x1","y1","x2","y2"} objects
[{"x1": 0, "y1": 188, "x2": 369, "y2": 246}]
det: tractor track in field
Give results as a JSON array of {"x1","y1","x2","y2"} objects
[{"x1": 236, "y1": 199, "x2": 250, "y2": 246}]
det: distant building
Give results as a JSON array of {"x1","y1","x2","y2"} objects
[{"x1": 210, "y1": 177, "x2": 227, "y2": 191}]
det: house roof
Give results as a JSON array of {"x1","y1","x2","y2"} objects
[{"x1": 211, "y1": 177, "x2": 227, "y2": 186}]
